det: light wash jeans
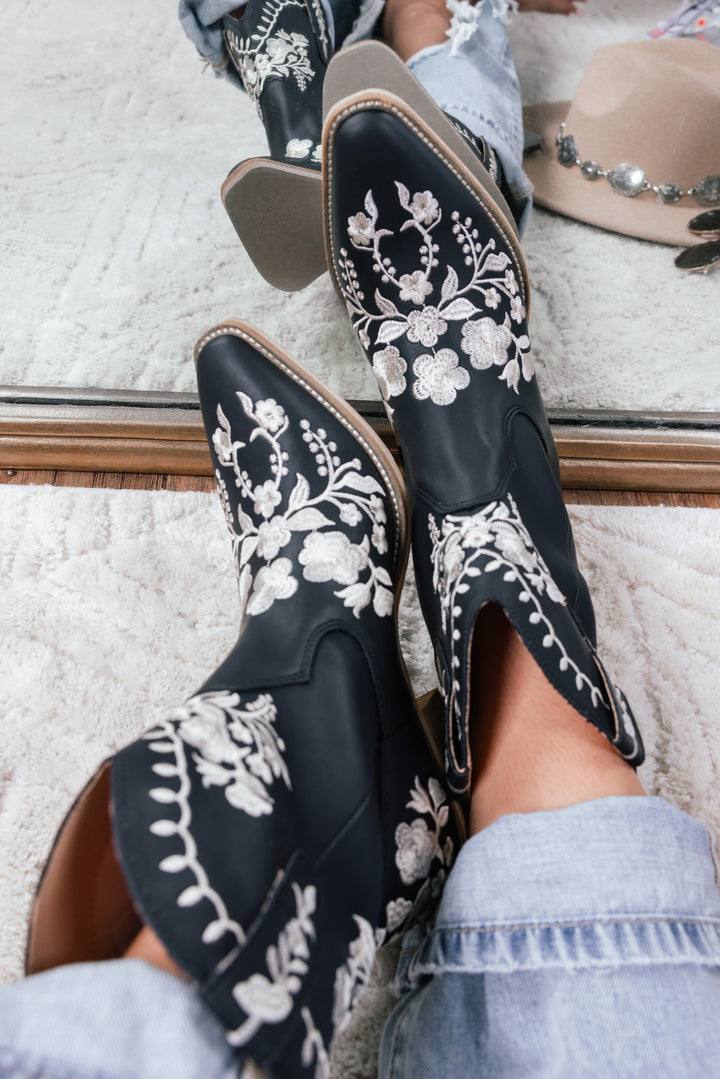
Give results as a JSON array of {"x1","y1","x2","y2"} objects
[
  {"x1": 178, "y1": 0, "x2": 532, "y2": 230},
  {"x1": 2, "y1": 796, "x2": 720, "y2": 1078}
]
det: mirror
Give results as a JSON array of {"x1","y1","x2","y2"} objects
[{"x1": 3, "y1": 0, "x2": 718, "y2": 487}]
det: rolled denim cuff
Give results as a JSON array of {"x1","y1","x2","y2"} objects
[{"x1": 400, "y1": 797, "x2": 720, "y2": 986}]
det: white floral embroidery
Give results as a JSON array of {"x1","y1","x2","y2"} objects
[
  {"x1": 143, "y1": 692, "x2": 291, "y2": 952},
  {"x1": 338, "y1": 183, "x2": 533, "y2": 401},
  {"x1": 286, "y1": 138, "x2": 312, "y2": 159},
  {"x1": 372, "y1": 345, "x2": 407, "y2": 400},
  {"x1": 225, "y1": 0, "x2": 318, "y2": 116},
  {"x1": 331, "y1": 916, "x2": 378, "y2": 1037},
  {"x1": 412, "y1": 349, "x2": 470, "y2": 406},
  {"x1": 228, "y1": 883, "x2": 317, "y2": 1046},
  {"x1": 395, "y1": 776, "x2": 454, "y2": 886},
  {"x1": 175, "y1": 691, "x2": 289, "y2": 816},
  {"x1": 301, "y1": 1008, "x2": 330, "y2": 1079},
  {"x1": 212, "y1": 392, "x2": 394, "y2": 622},
  {"x1": 428, "y1": 496, "x2": 606, "y2": 722}
]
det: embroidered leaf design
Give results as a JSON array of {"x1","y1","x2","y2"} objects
[
  {"x1": 376, "y1": 319, "x2": 407, "y2": 344},
  {"x1": 149, "y1": 787, "x2": 178, "y2": 804},
  {"x1": 150, "y1": 819, "x2": 178, "y2": 837},
  {"x1": 406, "y1": 776, "x2": 433, "y2": 815},
  {"x1": 395, "y1": 182, "x2": 411, "y2": 211},
  {"x1": 237, "y1": 506, "x2": 253, "y2": 532},
  {"x1": 240, "y1": 535, "x2": 259, "y2": 566},
  {"x1": 428, "y1": 776, "x2": 446, "y2": 809},
  {"x1": 237, "y1": 391, "x2": 255, "y2": 419},
  {"x1": 177, "y1": 885, "x2": 205, "y2": 907},
  {"x1": 203, "y1": 920, "x2": 229, "y2": 945},
  {"x1": 147, "y1": 740, "x2": 174, "y2": 753},
  {"x1": 286, "y1": 508, "x2": 335, "y2": 531},
  {"x1": 335, "y1": 470, "x2": 384, "y2": 494},
  {"x1": 364, "y1": 189, "x2": 378, "y2": 223},
  {"x1": 441, "y1": 265, "x2": 459, "y2": 305},
  {"x1": 160, "y1": 854, "x2": 189, "y2": 874},
  {"x1": 374, "y1": 565, "x2": 393, "y2": 587},
  {"x1": 335, "y1": 581, "x2": 372, "y2": 616},
  {"x1": 288, "y1": 474, "x2": 310, "y2": 510},
  {"x1": 442, "y1": 298, "x2": 479, "y2": 320},
  {"x1": 152, "y1": 762, "x2": 179, "y2": 778},
  {"x1": 266, "y1": 944, "x2": 281, "y2": 981},
  {"x1": 484, "y1": 252, "x2": 510, "y2": 271},
  {"x1": 216, "y1": 403, "x2": 232, "y2": 437},
  {"x1": 375, "y1": 290, "x2": 400, "y2": 317},
  {"x1": 372, "y1": 585, "x2": 394, "y2": 617}
]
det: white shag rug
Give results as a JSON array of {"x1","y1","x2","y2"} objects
[
  {"x1": 2, "y1": 0, "x2": 718, "y2": 411},
  {"x1": 1, "y1": 485, "x2": 720, "y2": 1076}
]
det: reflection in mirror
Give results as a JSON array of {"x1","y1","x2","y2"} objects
[{"x1": 3, "y1": 0, "x2": 717, "y2": 416}]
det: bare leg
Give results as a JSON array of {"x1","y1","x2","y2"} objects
[
  {"x1": 381, "y1": 0, "x2": 585, "y2": 61},
  {"x1": 468, "y1": 604, "x2": 644, "y2": 835}
]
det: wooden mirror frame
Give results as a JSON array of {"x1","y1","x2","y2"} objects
[{"x1": 2, "y1": 387, "x2": 720, "y2": 492}]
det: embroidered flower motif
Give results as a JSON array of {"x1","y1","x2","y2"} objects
[
  {"x1": 372, "y1": 345, "x2": 407, "y2": 400},
  {"x1": 339, "y1": 184, "x2": 533, "y2": 401},
  {"x1": 228, "y1": 883, "x2": 317, "y2": 1047},
  {"x1": 395, "y1": 818, "x2": 441, "y2": 885},
  {"x1": 246, "y1": 558, "x2": 298, "y2": 615},
  {"x1": 253, "y1": 479, "x2": 283, "y2": 519},
  {"x1": 254, "y1": 397, "x2": 287, "y2": 433},
  {"x1": 412, "y1": 349, "x2": 470, "y2": 405},
  {"x1": 225, "y1": 23, "x2": 315, "y2": 110},
  {"x1": 211, "y1": 393, "x2": 396, "y2": 620},
  {"x1": 509, "y1": 294, "x2": 525, "y2": 323},
  {"x1": 460, "y1": 317, "x2": 512, "y2": 370},
  {"x1": 286, "y1": 138, "x2": 312, "y2": 160},
  {"x1": 311, "y1": 144, "x2": 322, "y2": 165},
  {"x1": 299, "y1": 531, "x2": 368, "y2": 585},
  {"x1": 406, "y1": 306, "x2": 448, "y2": 347},
  {"x1": 399, "y1": 270, "x2": 433, "y2": 305},
  {"x1": 212, "y1": 425, "x2": 233, "y2": 464},
  {"x1": 256, "y1": 518, "x2": 292, "y2": 560},
  {"x1": 347, "y1": 212, "x2": 376, "y2": 247},
  {"x1": 409, "y1": 190, "x2": 440, "y2": 225},
  {"x1": 339, "y1": 504, "x2": 363, "y2": 526}
]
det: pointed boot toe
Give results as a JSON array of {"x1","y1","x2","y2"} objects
[
  {"x1": 324, "y1": 93, "x2": 644, "y2": 797},
  {"x1": 27, "y1": 321, "x2": 459, "y2": 1078}
]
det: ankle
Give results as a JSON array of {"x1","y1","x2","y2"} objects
[
  {"x1": 467, "y1": 605, "x2": 644, "y2": 835},
  {"x1": 381, "y1": 0, "x2": 452, "y2": 61},
  {"x1": 123, "y1": 925, "x2": 188, "y2": 981}
]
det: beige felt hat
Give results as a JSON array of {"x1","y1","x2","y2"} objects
[{"x1": 523, "y1": 39, "x2": 720, "y2": 246}]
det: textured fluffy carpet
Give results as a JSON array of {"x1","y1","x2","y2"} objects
[
  {"x1": 1, "y1": 485, "x2": 719, "y2": 1076},
  {"x1": 2, "y1": 0, "x2": 717, "y2": 410}
]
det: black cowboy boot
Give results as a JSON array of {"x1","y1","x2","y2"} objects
[
  {"x1": 324, "y1": 90, "x2": 644, "y2": 798},
  {"x1": 224, "y1": 37, "x2": 521, "y2": 291},
  {"x1": 26, "y1": 322, "x2": 458, "y2": 1077},
  {"x1": 221, "y1": 0, "x2": 332, "y2": 290}
]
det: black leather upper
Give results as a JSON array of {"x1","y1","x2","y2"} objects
[{"x1": 326, "y1": 100, "x2": 644, "y2": 794}]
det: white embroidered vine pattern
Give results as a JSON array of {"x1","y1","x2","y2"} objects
[
  {"x1": 144, "y1": 690, "x2": 292, "y2": 950},
  {"x1": 339, "y1": 183, "x2": 533, "y2": 404},
  {"x1": 228, "y1": 882, "x2": 317, "y2": 1046},
  {"x1": 300, "y1": 1008, "x2": 330, "y2": 1079},
  {"x1": 331, "y1": 916, "x2": 379, "y2": 1037},
  {"x1": 225, "y1": 0, "x2": 319, "y2": 115},
  {"x1": 213, "y1": 392, "x2": 393, "y2": 621},
  {"x1": 429, "y1": 496, "x2": 606, "y2": 714}
]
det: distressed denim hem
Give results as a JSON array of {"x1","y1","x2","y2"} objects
[
  {"x1": 395, "y1": 797, "x2": 720, "y2": 989},
  {"x1": 408, "y1": 916, "x2": 720, "y2": 981}
]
